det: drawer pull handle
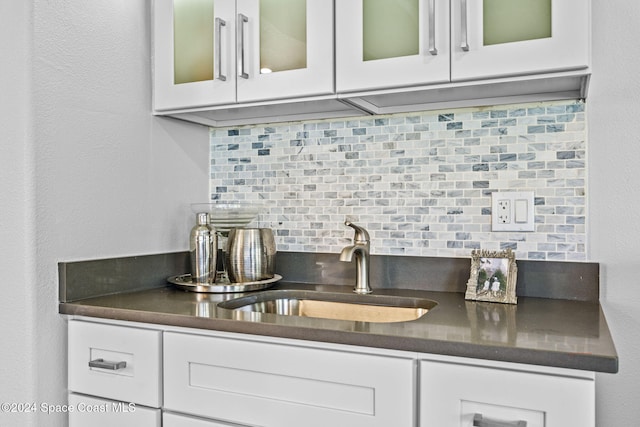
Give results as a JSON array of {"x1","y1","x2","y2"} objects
[
  {"x1": 237, "y1": 13, "x2": 249, "y2": 79},
  {"x1": 88, "y1": 358, "x2": 127, "y2": 370},
  {"x1": 460, "y1": 0, "x2": 470, "y2": 51},
  {"x1": 428, "y1": 0, "x2": 438, "y2": 55},
  {"x1": 473, "y1": 413, "x2": 527, "y2": 427},
  {"x1": 214, "y1": 17, "x2": 227, "y2": 81}
]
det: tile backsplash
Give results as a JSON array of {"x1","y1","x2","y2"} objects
[{"x1": 210, "y1": 100, "x2": 586, "y2": 261}]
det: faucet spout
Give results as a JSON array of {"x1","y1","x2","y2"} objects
[
  {"x1": 339, "y1": 244, "x2": 358, "y2": 262},
  {"x1": 340, "y1": 222, "x2": 372, "y2": 294}
]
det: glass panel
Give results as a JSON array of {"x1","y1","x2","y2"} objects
[
  {"x1": 174, "y1": 0, "x2": 214, "y2": 84},
  {"x1": 483, "y1": 0, "x2": 552, "y2": 46},
  {"x1": 260, "y1": 0, "x2": 307, "y2": 74},
  {"x1": 363, "y1": 0, "x2": 419, "y2": 62}
]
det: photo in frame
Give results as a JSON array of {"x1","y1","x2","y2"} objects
[{"x1": 465, "y1": 249, "x2": 518, "y2": 304}]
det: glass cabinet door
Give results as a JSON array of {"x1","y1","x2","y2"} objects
[
  {"x1": 362, "y1": 0, "x2": 420, "y2": 62},
  {"x1": 173, "y1": 0, "x2": 214, "y2": 85},
  {"x1": 258, "y1": 0, "x2": 307, "y2": 74},
  {"x1": 482, "y1": 0, "x2": 552, "y2": 47},
  {"x1": 153, "y1": 0, "x2": 236, "y2": 111},
  {"x1": 154, "y1": 0, "x2": 333, "y2": 111},
  {"x1": 336, "y1": 0, "x2": 450, "y2": 93},
  {"x1": 235, "y1": 0, "x2": 334, "y2": 103},
  {"x1": 451, "y1": 0, "x2": 589, "y2": 81}
]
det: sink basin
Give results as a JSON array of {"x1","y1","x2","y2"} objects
[{"x1": 217, "y1": 290, "x2": 437, "y2": 323}]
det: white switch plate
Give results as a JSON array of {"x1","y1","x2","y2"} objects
[{"x1": 492, "y1": 191, "x2": 535, "y2": 232}]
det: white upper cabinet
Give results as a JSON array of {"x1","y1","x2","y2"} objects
[
  {"x1": 336, "y1": 0, "x2": 450, "y2": 93},
  {"x1": 235, "y1": 0, "x2": 333, "y2": 103},
  {"x1": 152, "y1": 0, "x2": 591, "y2": 125},
  {"x1": 154, "y1": 0, "x2": 236, "y2": 111},
  {"x1": 153, "y1": 0, "x2": 334, "y2": 111},
  {"x1": 451, "y1": 0, "x2": 590, "y2": 81},
  {"x1": 335, "y1": 0, "x2": 590, "y2": 115},
  {"x1": 337, "y1": 0, "x2": 589, "y2": 92}
]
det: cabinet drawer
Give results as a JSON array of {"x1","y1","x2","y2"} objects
[
  {"x1": 68, "y1": 393, "x2": 161, "y2": 427},
  {"x1": 164, "y1": 332, "x2": 415, "y2": 427},
  {"x1": 419, "y1": 359, "x2": 595, "y2": 427},
  {"x1": 68, "y1": 320, "x2": 162, "y2": 407},
  {"x1": 164, "y1": 412, "x2": 240, "y2": 427}
]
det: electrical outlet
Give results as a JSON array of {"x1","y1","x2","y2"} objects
[
  {"x1": 492, "y1": 192, "x2": 535, "y2": 232},
  {"x1": 497, "y1": 199, "x2": 511, "y2": 224}
]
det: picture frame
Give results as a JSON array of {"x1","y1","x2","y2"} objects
[{"x1": 465, "y1": 249, "x2": 518, "y2": 304}]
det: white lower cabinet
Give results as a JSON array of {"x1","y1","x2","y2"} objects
[
  {"x1": 68, "y1": 393, "x2": 160, "y2": 427},
  {"x1": 67, "y1": 320, "x2": 163, "y2": 426},
  {"x1": 163, "y1": 331, "x2": 416, "y2": 427},
  {"x1": 67, "y1": 319, "x2": 597, "y2": 427},
  {"x1": 419, "y1": 357, "x2": 595, "y2": 427},
  {"x1": 164, "y1": 411, "x2": 240, "y2": 427},
  {"x1": 67, "y1": 320, "x2": 162, "y2": 407}
]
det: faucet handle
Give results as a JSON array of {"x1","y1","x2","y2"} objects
[{"x1": 345, "y1": 221, "x2": 370, "y2": 243}]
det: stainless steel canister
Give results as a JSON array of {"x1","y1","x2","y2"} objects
[
  {"x1": 226, "y1": 228, "x2": 276, "y2": 283},
  {"x1": 190, "y1": 212, "x2": 217, "y2": 284}
]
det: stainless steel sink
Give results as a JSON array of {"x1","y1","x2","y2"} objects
[{"x1": 217, "y1": 290, "x2": 437, "y2": 323}]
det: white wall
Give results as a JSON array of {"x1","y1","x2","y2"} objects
[
  {"x1": 1, "y1": 1, "x2": 210, "y2": 426},
  {"x1": 588, "y1": 2, "x2": 640, "y2": 425},
  {"x1": 2, "y1": 1, "x2": 639, "y2": 426},
  {"x1": 0, "y1": 1, "x2": 36, "y2": 426}
]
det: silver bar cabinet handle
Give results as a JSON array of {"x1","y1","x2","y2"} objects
[
  {"x1": 237, "y1": 13, "x2": 249, "y2": 79},
  {"x1": 460, "y1": 0, "x2": 470, "y2": 51},
  {"x1": 214, "y1": 17, "x2": 226, "y2": 81},
  {"x1": 473, "y1": 413, "x2": 527, "y2": 427},
  {"x1": 428, "y1": 0, "x2": 438, "y2": 55},
  {"x1": 88, "y1": 358, "x2": 127, "y2": 370}
]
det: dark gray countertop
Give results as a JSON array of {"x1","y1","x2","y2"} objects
[{"x1": 59, "y1": 281, "x2": 618, "y2": 373}]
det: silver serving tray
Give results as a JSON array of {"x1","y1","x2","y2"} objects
[{"x1": 168, "y1": 274, "x2": 282, "y2": 293}]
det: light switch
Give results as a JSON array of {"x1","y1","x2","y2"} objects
[
  {"x1": 514, "y1": 199, "x2": 528, "y2": 223},
  {"x1": 492, "y1": 191, "x2": 535, "y2": 232}
]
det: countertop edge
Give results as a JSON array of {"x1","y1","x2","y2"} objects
[{"x1": 59, "y1": 301, "x2": 619, "y2": 374}]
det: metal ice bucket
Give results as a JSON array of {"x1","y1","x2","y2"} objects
[{"x1": 225, "y1": 228, "x2": 276, "y2": 283}]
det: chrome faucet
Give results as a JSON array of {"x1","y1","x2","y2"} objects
[{"x1": 340, "y1": 221, "x2": 372, "y2": 294}]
